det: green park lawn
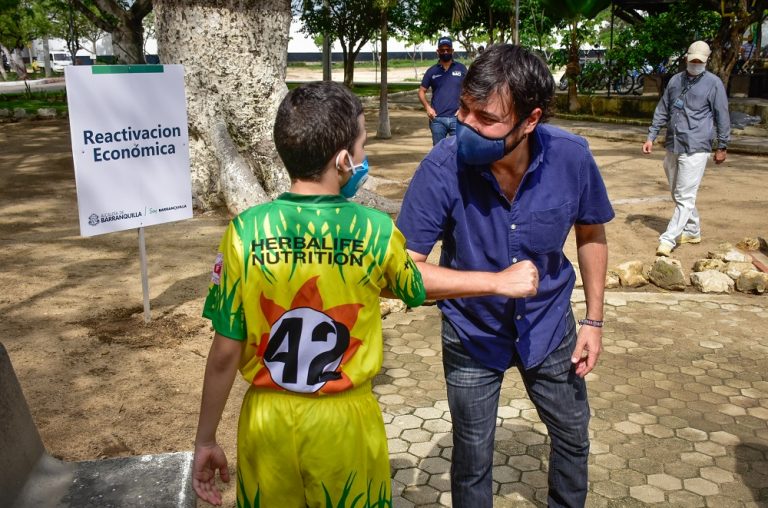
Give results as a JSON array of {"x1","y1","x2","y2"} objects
[
  {"x1": 2, "y1": 83, "x2": 419, "y2": 115},
  {"x1": 0, "y1": 90, "x2": 69, "y2": 114}
]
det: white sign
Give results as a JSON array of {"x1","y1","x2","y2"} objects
[{"x1": 66, "y1": 65, "x2": 192, "y2": 237}]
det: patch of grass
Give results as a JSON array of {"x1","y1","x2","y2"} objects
[
  {"x1": 0, "y1": 90, "x2": 68, "y2": 113},
  {"x1": 288, "y1": 58, "x2": 438, "y2": 70},
  {"x1": 286, "y1": 82, "x2": 418, "y2": 96},
  {"x1": 1, "y1": 69, "x2": 61, "y2": 81},
  {"x1": 350, "y1": 83, "x2": 418, "y2": 96}
]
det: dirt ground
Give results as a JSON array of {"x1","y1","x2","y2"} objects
[{"x1": 1, "y1": 109, "x2": 766, "y2": 506}]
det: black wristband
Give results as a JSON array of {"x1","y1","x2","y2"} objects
[{"x1": 578, "y1": 318, "x2": 604, "y2": 328}]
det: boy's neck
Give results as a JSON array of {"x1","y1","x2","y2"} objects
[{"x1": 289, "y1": 170, "x2": 341, "y2": 196}]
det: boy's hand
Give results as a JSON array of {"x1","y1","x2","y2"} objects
[
  {"x1": 193, "y1": 442, "x2": 230, "y2": 505},
  {"x1": 495, "y1": 260, "x2": 539, "y2": 298}
]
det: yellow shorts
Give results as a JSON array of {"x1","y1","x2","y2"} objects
[{"x1": 236, "y1": 382, "x2": 391, "y2": 508}]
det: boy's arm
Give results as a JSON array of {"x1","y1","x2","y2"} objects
[
  {"x1": 192, "y1": 332, "x2": 243, "y2": 506},
  {"x1": 407, "y1": 250, "x2": 539, "y2": 300}
]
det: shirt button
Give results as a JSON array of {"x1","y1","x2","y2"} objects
[
  {"x1": 516, "y1": 315, "x2": 522, "y2": 320},
  {"x1": 512, "y1": 257, "x2": 518, "y2": 263},
  {"x1": 510, "y1": 224, "x2": 517, "y2": 230},
  {"x1": 516, "y1": 338, "x2": 520, "y2": 343}
]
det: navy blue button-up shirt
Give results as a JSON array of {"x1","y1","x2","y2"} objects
[
  {"x1": 397, "y1": 124, "x2": 614, "y2": 371},
  {"x1": 421, "y1": 61, "x2": 467, "y2": 118}
]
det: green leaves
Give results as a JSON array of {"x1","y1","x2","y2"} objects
[
  {"x1": 540, "y1": 0, "x2": 610, "y2": 22},
  {"x1": 606, "y1": 1, "x2": 720, "y2": 75}
]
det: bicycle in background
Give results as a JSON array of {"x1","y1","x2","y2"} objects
[{"x1": 558, "y1": 61, "x2": 669, "y2": 96}]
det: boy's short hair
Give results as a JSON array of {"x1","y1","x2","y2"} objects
[{"x1": 274, "y1": 81, "x2": 364, "y2": 181}]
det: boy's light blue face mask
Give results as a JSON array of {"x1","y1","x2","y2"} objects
[
  {"x1": 339, "y1": 155, "x2": 369, "y2": 198},
  {"x1": 456, "y1": 118, "x2": 526, "y2": 165}
]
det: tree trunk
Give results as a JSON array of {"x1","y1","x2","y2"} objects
[
  {"x1": 377, "y1": 9, "x2": 391, "y2": 139},
  {"x1": 488, "y1": 7, "x2": 494, "y2": 44},
  {"x1": 43, "y1": 38, "x2": 52, "y2": 77},
  {"x1": 155, "y1": 0, "x2": 291, "y2": 214},
  {"x1": 342, "y1": 45, "x2": 355, "y2": 87},
  {"x1": 72, "y1": 0, "x2": 150, "y2": 65},
  {"x1": 10, "y1": 48, "x2": 27, "y2": 79},
  {"x1": 111, "y1": 17, "x2": 146, "y2": 64},
  {"x1": 710, "y1": 6, "x2": 750, "y2": 89},
  {"x1": 567, "y1": 20, "x2": 580, "y2": 113}
]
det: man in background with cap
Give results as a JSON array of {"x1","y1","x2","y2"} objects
[
  {"x1": 642, "y1": 40, "x2": 730, "y2": 257},
  {"x1": 418, "y1": 36, "x2": 467, "y2": 145}
]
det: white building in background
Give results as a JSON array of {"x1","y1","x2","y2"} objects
[{"x1": 28, "y1": 16, "x2": 456, "y2": 65}]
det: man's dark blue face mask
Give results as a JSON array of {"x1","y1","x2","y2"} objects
[{"x1": 456, "y1": 117, "x2": 527, "y2": 165}]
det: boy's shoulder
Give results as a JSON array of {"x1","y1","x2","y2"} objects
[{"x1": 235, "y1": 195, "x2": 395, "y2": 228}]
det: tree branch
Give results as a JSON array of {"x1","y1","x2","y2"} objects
[
  {"x1": 71, "y1": 0, "x2": 115, "y2": 32},
  {"x1": 91, "y1": 0, "x2": 125, "y2": 19},
  {"x1": 130, "y1": 0, "x2": 153, "y2": 20}
]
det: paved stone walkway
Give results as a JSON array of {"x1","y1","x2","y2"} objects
[{"x1": 378, "y1": 291, "x2": 768, "y2": 507}]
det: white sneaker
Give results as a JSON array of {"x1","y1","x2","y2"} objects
[
  {"x1": 679, "y1": 234, "x2": 701, "y2": 245},
  {"x1": 656, "y1": 243, "x2": 673, "y2": 256}
]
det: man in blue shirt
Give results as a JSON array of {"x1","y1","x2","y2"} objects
[
  {"x1": 398, "y1": 44, "x2": 614, "y2": 508},
  {"x1": 418, "y1": 36, "x2": 467, "y2": 145},
  {"x1": 642, "y1": 40, "x2": 730, "y2": 257}
]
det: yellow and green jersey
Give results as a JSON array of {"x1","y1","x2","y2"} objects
[{"x1": 203, "y1": 192, "x2": 425, "y2": 394}]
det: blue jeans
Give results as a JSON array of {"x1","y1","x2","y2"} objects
[
  {"x1": 429, "y1": 116, "x2": 457, "y2": 145},
  {"x1": 442, "y1": 311, "x2": 590, "y2": 508}
]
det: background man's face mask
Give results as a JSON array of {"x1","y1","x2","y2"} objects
[{"x1": 687, "y1": 62, "x2": 706, "y2": 75}]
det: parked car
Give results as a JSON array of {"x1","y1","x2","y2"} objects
[{"x1": 42, "y1": 51, "x2": 73, "y2": 72}]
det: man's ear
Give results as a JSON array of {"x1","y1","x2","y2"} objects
[{"x1": 522, "y1": 108, "x2": 543, "y2": 135}]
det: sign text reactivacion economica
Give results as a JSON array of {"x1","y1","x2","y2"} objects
[{"x1": 83, "y1": 125, "x2": 182, "y2": 162}]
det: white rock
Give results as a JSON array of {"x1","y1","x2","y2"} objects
[
  {"x1": 605, "y1": 271, "x2": 620, "y2": 289},
  {"x1": 736, "y1": 271, "x2": 768, "y2": 294},
  {"x1": 724, "y1": 261, "x2": 756, "y2": 280},
  {"x1": 615, "y1": 260, "x2": 647, "y2": 287},
  {"x1": 736, "y1": 237, "x2": 761, "y2": 251},
  {"x1": 690, "y1": 270, "x2": 734, "y2": 293},
  {"x1": 692, "y1": 258, "x2": 725, "y2": 272},
  {"x1": 37, "y1": 108, "x2": 57, "y2": 119},
  {"x1": 723, "y1": 249, "x2": 752, "y2": 263}
]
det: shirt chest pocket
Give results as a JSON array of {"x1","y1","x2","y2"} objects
[
  {"x1": 685, "y1": 88, "x2": 709, "y2": 111},
  {"x1": 530, "y1": 202, "x2": 572, "y2": 254}
]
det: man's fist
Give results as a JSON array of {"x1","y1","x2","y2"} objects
[{"x1": 495, "y1": 260, "x2": 539, "y2": 298}]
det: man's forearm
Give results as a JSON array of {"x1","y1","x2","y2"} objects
[
  {"x1": 575, "y1": 225, "x2": 608, "y2": 321},
  {"x1": 418, "y1": 88, "x2": 431, "y2": 111}
]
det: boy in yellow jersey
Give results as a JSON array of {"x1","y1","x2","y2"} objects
[{"x1": 192, "y1": 81, "x2": 426, "y2": 507}]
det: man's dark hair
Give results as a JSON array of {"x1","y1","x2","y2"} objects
[
  {"x1": 274, "y1": 81, "x2": 364, "y2": 180},
  {"x1": 463, "y1": 44, "x2": 555, "y2": 123}
]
